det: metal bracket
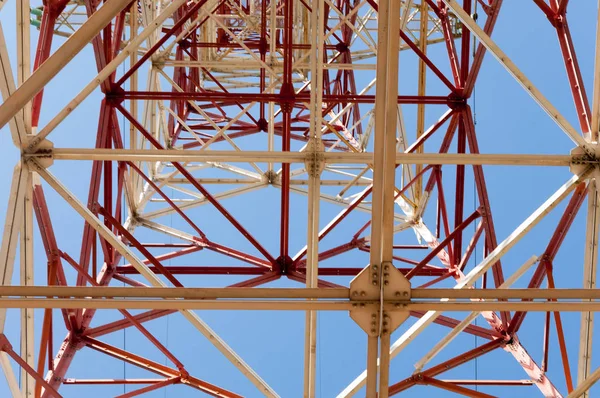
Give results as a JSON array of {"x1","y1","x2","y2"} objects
[
  {"x1": 349, "y1": 262, "x2": 410, "y2": 336},
  {"x1": 570, "y1": 146, "x2": 591, "y2": 175},
  {"x1": 304, "y1": 138, "x2": 325, "y2": 178},
  {"x1": 23, "y1": 138, "x2": 54, "y2": 169},
  {"x1": 569, "y1": 146, "x2": 600, "y2": 176}
]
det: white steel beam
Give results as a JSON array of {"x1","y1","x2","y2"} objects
[
  {"x1": 8, "y1": 286, "x2": 600, "y2": 300},
  {"x1": 577, "y1": 179, "x2": 600, "y2": 396},
  {"x1": 19, "y1": 171, "x2": 33, "y2": 397},
  {"x1": 303, "y1": 0, "x2": 325, "y2": 394},
  {"x1": 441, "y1": 0, "x2": 594, "y2": 153},
  {"x1": 0, "y1": 0, "x2": 135, "y2": 130},
  {"x1": 44, "y1": 149, "x2": 573, "y2": 166},
  {"x1": 591, "y1": 0, "x2": 600, "y2": 142},
  {"x1": 365, "y1": 0, "x2": 389, "y2": 382},
  {"x1": 0, "y1": 163, "x2": 28, "y2": 312},
  {"x1": 0, "y1": 163, "x2": 28, "y2": 398},
  {"x1": 569, "y1": 365, "x2": 600, "y2": 398},
  {"x1": 377, "y1": 0, "x2": 401, "y2": 394},
  {"x1": 4, "y1": 297, "x2": 600, "y2": 311},
  {"x1": 16, "y1": 0, "x2": 31, "y2": 134},
  {"x1": 141, "y1": 183, "x2": 266, "y2": 220},
  {"x1": 338, "y1": 169, "x2": 591, "y2": 397},
  {"x1": 30, "y1": 160, "x2": 280, "y2": 398},
  {"x1": 413, "y1": 255, "x2": 539, "y2": 372},
  {"x1": 30, "y1": 0, "x2": 191, "y2": 149},
  {"x1": 0, "y1": 23, "x2": 27, "y2": 146},
  {"x1": 0, "y1": 352, "x2": 21, "y2": 398}
]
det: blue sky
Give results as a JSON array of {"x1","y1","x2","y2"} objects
[{"x1": 0, "y1": 1, "x2": 599, "y2": 397}]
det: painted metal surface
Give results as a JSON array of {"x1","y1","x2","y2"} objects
[{"x1": 0, "y1": 0, "x2": 599, "y2": 397}]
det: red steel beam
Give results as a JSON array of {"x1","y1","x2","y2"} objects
[
  {"x1": 556, "y1": 0, "x2": 569, "y2": 15},
  {"x1": 409, "y1": 311, "x2": 500, "y2": 340},
  {"x1": 508, "y1": 182, "x2": 587, "y2": 333},
  {"x1": 116, "y1": 104, "x2": 276, "y2": 265},
  {"x1": 126, "y1": 162, "x2": 207, "y2": 239},
  {"x1": 82, "y1": 337, "x2": 240, "y2": 397},
  {"x1": 389, "y1": 339, "x2": 504, "y2": 395},
  {"x1": 533, "y1": 0, "x2": 556, "y2": 20},
  {"x1": 74, "y1": 101, "x2": 113, "y2": 312},
  {"x1": 204, "y1": 240, "x2": 273, "y2": 268},
  {"x1": 0, "y1": 334, "x2": 63, "y2": 398},
  {"x1": 419, "y1": 376, "x2": 497, "y2": 398},
  {"x1": 463, "y1": 0, "x2": 504, "y2": 97},
  {"x1": 462, "y1": 107, "x2": 509, "y2": 326},
  {"x1": 115, "y1": 92, "x2": 457, "y2": 104},
  {"x1": 459, "y1": 0, "x2": 472, "y2": 86},
  {"x1": 63, "y1": 379, "x2": 169, "y2": 385},
  {"x1": 441, "y1": 380, "x2": 533, "y2": 386},
  {"x1": 426, "y1": 0, "x2": 461, "y2": 86},
  {"x1": 552, "y1": 7, "x2": 592, "y2": 135},
  {"x1": 60, "y1": 251, "x2": 188, "y2": 372},
  {"x1": 98, "y1": 206, "x2": 185, "y2": 287},
  {"x1": 121, "y1": 246, "x2": 203, "y2": 268},
  {"x1": 405, "y1": 208, "x2": 481, "y2": 279},
  {"x1": 84, "y1": 310, "x2": 176, "y2": 338},
  {"x1": 32, "y1": 183, "x2": 72, "y2": 329},
  {"x1": 30, "y1": 0, "x2": 71, "y2": 126},
  {"x1": 546, "y1": 266, "x2": 574, "y2": 392},
  {"x1": 453, "y1": 124, "x2": 466, "y2": 266},
  {"x1": 116, "y1": 265, "x2": 267, "y2": 275},
  {"x1": 115, "y1": 0, "x2": 212, "y2": 86},
  {"x1": 115, "y1": 377, "x2": 180, "y2": 398}
]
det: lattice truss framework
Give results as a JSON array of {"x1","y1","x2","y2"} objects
[{"x1": 0, "y1": 0, "x2": 599, "y2": 396}]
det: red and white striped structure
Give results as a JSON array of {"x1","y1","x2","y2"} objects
[{"x1": 0, "y1": 0, "x2": 600, "y2": 396}]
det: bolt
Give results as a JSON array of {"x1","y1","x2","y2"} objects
[
  {"x1": 372, "y1": 265, "x2": 378, "y2": 271},
  {"x1": 371, "y1": 328, "x2": 376, "y2": 334},
  {"x1": 360, "y1": 291, "x2": 366, "y2": 297},
  {"x1": 360, "y1": 303, "x2": 365, "y2": 308},
  {"x1": 371, "y1": 314, "x2": 377, "y2": 319},
  {"x1": 372, "y1": 280, "x2": 378, "y2": 286},
  {"x1": 395, "y1": 291, "x2": 401, "y2": 297},
  {"x1": 382, "y1": 329, "x2": 388, "y2": 334},
  {"x1": 403, "y1": 291, "x2": 409, "y2": 297},
  {"x1": 384, "y1": 265, "x2": 389, "y2": 271},
  {"x1": 371, "y1": 321, "x2": 376, "y2": 326},
  {"x1": 352, "y1": 291, "x2": 358, "y2": 297}
]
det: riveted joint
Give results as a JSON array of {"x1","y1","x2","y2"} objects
[
  {"x1": 304, "y1": 138, "x2": 325, "y2": 178},
  {"x1": 22, "y1": 138, "x2": 54, "y2": 169},
  {"x1": 349, "y1": 264, "x2": 410, "y2": 336},
  {"x1": 151, "y1": 54, "x2": 167, "y2": 70},
  {"x1": 570, "y1": 146, "x2": 598, "y2": 176}
]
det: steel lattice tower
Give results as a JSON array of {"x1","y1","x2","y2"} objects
[{"x1": 0, "y1": 0, "x2": 599, "y2": 397}]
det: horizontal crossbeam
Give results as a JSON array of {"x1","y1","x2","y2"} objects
[
  {"x1": 27, "y1": 149, "x2": 575, "y2": 166},
  {"x1": 3, "y1": 286, "x2": 600, "y2": 300},
  {"x1": 1, "y1": 298, "x2": 600, "y2": 311}
]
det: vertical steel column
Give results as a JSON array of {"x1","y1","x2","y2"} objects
[
  {"x1": 577, "y1": 180, "x2": 599, "y2": 397},
  {"x1": 591, "y1": 0, "x2": 600, "y2": 142},
  {"x1": 367, "y1": 0, "x2": 401, "y2": 394},
  {"x1": 279, "y1": 0, "x2": 294, "y2": 260},
  {"x1": 414, "y1": 0, "x2": 427, "y2": 204},
  {"x1": 0, "y1": 163, "x2": 28, "y2": 397},
  {"x1": 19, "y1": 171, "x2": 34, "y2": 397},
  {"x1": 303, "y1": 0, "x2": 324, "y2": 393}
]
